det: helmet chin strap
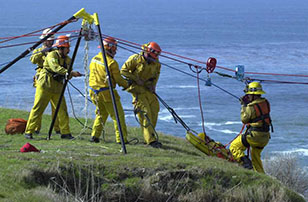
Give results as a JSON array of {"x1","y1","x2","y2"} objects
[
  {"x1": 143, "y1": 52, "x2": 155, "y2": 63},
  {"x1": 106, "y1": 49, "x2": 115, "y2": 58}
]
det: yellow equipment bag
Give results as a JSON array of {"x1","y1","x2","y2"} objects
[
  {"x1": 186, "y1": 131, "x2": 235, "y2": 162},
  {"x1": 5, "y1": 118, "x2": 27, "y2": 135}
]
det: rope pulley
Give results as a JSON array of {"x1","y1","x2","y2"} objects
[
  {"x1": 205, "y1": 75, "x2": 212, "y2": 86},
  {"x1": 235, "y1": 65, "x2": 245, "y2": 81},
  {"x1": 206, "y1": 57, "x2": 217, "y2": 73},
  {"x1": 81, "y1": 20, "x2": 96, "y2": 41},
  {"x1": 188, "y1": 64, "x2": 203, "y2": 74}
]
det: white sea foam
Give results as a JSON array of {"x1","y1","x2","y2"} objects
[
  {"x1": 159, "y1": 114, "x2": 196, "y2": 122},
  {"x1": 199, "y1": 121, "x2": 242, "y2": 127},
  {"x1": 157, "y1": 85, "x2": 196, "y2": 89},
  {"x1": 205, "y1": 126, "x2": 238, "y2": 134},
  {"x1": 276, "y1": 148, "x2": 308, "y2": 157}
]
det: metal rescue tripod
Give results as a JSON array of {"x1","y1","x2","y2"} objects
[{"x1": 0, "y1": 8, "x2": 127, "y2": 154}]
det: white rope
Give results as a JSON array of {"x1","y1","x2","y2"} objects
[{"x1": 77, "y1": 40, "x2": 90, "y2": 136}]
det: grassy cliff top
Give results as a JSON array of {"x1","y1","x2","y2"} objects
[{"x1": 0, "y1": 108, "x2": 304, "y2": 202}]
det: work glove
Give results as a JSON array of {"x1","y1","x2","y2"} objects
[
  {"x1": 149, "y1": 85, "x2": 156, "y2": 93},
  {"x1": 239, "y1": 95, "x2": 250, "y2": 106},
  {"x1": 70, "y1": 71, "x2": 82, "y2": 78},
  {"x1": 136, "y1": 79, "x2": 144, "y2": 86}
]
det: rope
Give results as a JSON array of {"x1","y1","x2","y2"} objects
[
  {"x1": 2, "y1": 29, "x2": 308, "y2": 79},
  {"x1": 0, "y1": 33, "x2": 80, "y2": 49},
  {"x1": 67, "y1": 85, "x2": 92, "y2": 130},
  {"x1": 102, "y1": 33, "x2": 308, "y2": 78},
  {"x1": 215, "y1": 71, "x2": 308, "y2": 85},
  {"x1": 117, "y1": 44, "x2": 240, "y2": 100},
  {"x1": 154, "y1": 92, "x2": 191, "y2": 132},
  {"x1": 224, "y1": 124, "x2": 246, "y2": 147},
  {"x1": 2, "y1": 28, "x2": 308, "y2": 79},
  {"x1": 196, "y1": 67, "x2": 207, "y2": 136},
  {"x1": 0, "y1": 30, "x2": 81, "y2": 42},
  {"x1": 76, "y1": 40, "x2": 91, "y2": 136},
  {"x1": 0, "y1": 20, "x2": 77, "y2": 43}
]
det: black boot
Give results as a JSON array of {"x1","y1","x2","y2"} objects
[
  {"x1": 90, "y1": 136, "x2": 100, "y2": 143},
  {"x1": 61, "y1": 134, "x2": 74, "y2": 139},
  {"x1": 149, "y1": 141, "x2": 162, "y2": 148},
  {"x1": 240, "y1": 155, "x2": 253, "y2": 169}
]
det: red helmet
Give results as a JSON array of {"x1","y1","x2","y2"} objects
[
  {"x1": 147, "y1": 42, "x2": 161, "y2": 59},
  {"x1": 103, "y1": 37, "x2": 117, "y2": 47},
  {"x1": 53, "y1": 35, "x2": 70, "y2": 48},
  {"x1": 99, "y1": 37, "x2": 118, "y2": 57}
]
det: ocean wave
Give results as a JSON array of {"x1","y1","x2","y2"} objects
[
  {"x1": 157, "y1": 85, "x2": 196, "y2": 89},
  {"x1": 277, "y1": 148, "x2": 308, "y2": 157},
  {"x1": 200, "y1": 121, "x2": 242, "y2": 126},
  {"x1": 159, "y1": 114, "x2": 196, "y2": 122},
  {"x1": 205, "y1": 126, "x2": 238, "y2": 134},
  {"x1": 160, "y1": 107, "x2": 200, "y2": 114}
]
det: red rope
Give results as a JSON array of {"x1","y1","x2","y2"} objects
[
  {"x1": 0, "y1": 30, "x2": 81, "y2": 41},
  {"x1": 0, "y1": 20, "x2": 76, "y2": 44},
  {"x1": 102, "y1": 34, "x2": 308, "y2": 78},
  {"x1": 2, "y1": 29, "x2": 308, "y2": 79},
  {"x1": 0, "y1": 33, "x2": 81, "y2": 49},
  {"x1": 224, "y1": 124, "x2": 246, "y2": 147}
]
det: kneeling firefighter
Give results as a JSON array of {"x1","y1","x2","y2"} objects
[
  {"x1": 89, "y1": 37, "x2": 129, "y2": 143},
  {"x1": 24, "y1": 35, "x2": 81, "y2": 139},
  {"x1": 230, "y1": 82, "x2": 273, "y2": 173},
  {"x1": 121, "y1": 42, "x2": 162, "y2": 148}
]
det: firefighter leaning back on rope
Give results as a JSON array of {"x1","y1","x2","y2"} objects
[
  {"x1": 88, "y1": 37, "x2": 129, "y2": 143},
  {"x1": 121, "y1": 42, "x2": 162, "y2": 148},
  {"x1": 24, "y1": 35, "x2": 82, "y2": 139},
  {"x1": 30, "y1": 28, "x2": 60, "y2": 135},
  {"x1": 230, "y1": 82, "x2": 273, "y2": 173}
]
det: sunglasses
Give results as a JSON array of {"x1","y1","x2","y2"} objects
[{"x1": 149, "y1": 48, "x2": 160, "y2": 55}]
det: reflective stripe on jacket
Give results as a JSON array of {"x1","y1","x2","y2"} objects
[{"x1": 89, "y1": 52, "x2": 128, "y2": 91}]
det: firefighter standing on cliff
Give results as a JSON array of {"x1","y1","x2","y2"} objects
[{"x1": 121, "y1": 42, "x2": 162, "y2": 148}]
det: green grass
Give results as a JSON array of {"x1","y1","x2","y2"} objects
[{"x1": 0, "y1": 107, "x2": 305, "y2": 202}]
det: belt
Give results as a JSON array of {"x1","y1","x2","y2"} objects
[
  {"x1": 89, "y1": 87, "x2": 109, "y2": 94},
  {"x1": 248, "y1": 125, "x2": 270, "y2": 132}
]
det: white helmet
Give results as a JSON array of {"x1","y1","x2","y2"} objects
[{"x1": 40, "y1": 28, "x2": 55, "y2": 40}]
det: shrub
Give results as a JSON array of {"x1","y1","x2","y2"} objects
[{"x1": 263, "y1": 153, "x2": 308, "y2": 199}]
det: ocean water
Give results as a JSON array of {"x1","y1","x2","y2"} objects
[{"x1": 1, "y1": 0, "x2": 308, "y2": 170}]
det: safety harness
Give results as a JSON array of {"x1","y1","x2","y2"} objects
[
  {"x1": 45, "y1": 52, "x2": 68, "y2": 82},
  {"x1": 242, "y1": 99, "x2": 273, "y2": 149}
]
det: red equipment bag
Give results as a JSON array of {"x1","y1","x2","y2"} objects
[
  {"x1": 4, "y1": 118, "x2": 27, "y2": 135},
  {"x1": 20, "y1": 143, "x2": 40, "y2": 153}
]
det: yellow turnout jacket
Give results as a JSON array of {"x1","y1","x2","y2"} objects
[
  {"x1": 121, "y1": 53, "x2": 161, "y2": 94},
  {"x1": 37, "y1": 50, "x2": 71, "y2": 94}
]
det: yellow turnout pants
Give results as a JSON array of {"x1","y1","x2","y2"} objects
[
  {"x1": 90, "y1": 90, "x2": 127, "y2": 143},
  {"x1": 230, "y1": 132, "x2": 270, "y2": 173},
  {"x1": 132, "y1": 91, "x2": 159, "y2": 144},
  {"x1": 35, "y1": 103, "x2": 60, "y2": 132},
  {"x1": 25, "y1": 85, "x2": 70, "y2": 135},
  {"x1": 33, "y1": 76, "x2": 60, "y2": 132}
]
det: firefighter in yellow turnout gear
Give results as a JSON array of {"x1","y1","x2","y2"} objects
[
  {"x1": 25, "y1": 35, "x2": 81, "y2": 139},
  {"x1": 30, "y1": 28, "x2": 60, "y2": 134},
  {"x1": 121, "y1": 42, "x2": 162, "y2": 148},
  {"x1": 230, "y1": 82, "x2": 272, "y2": 173},
  {"x1": 89, "y1": 37, "x2": 128, "y2": 143}
]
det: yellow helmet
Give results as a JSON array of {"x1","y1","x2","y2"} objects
[{"x1": 244, "y1": 82, "x2": 265, "y2": 95}]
